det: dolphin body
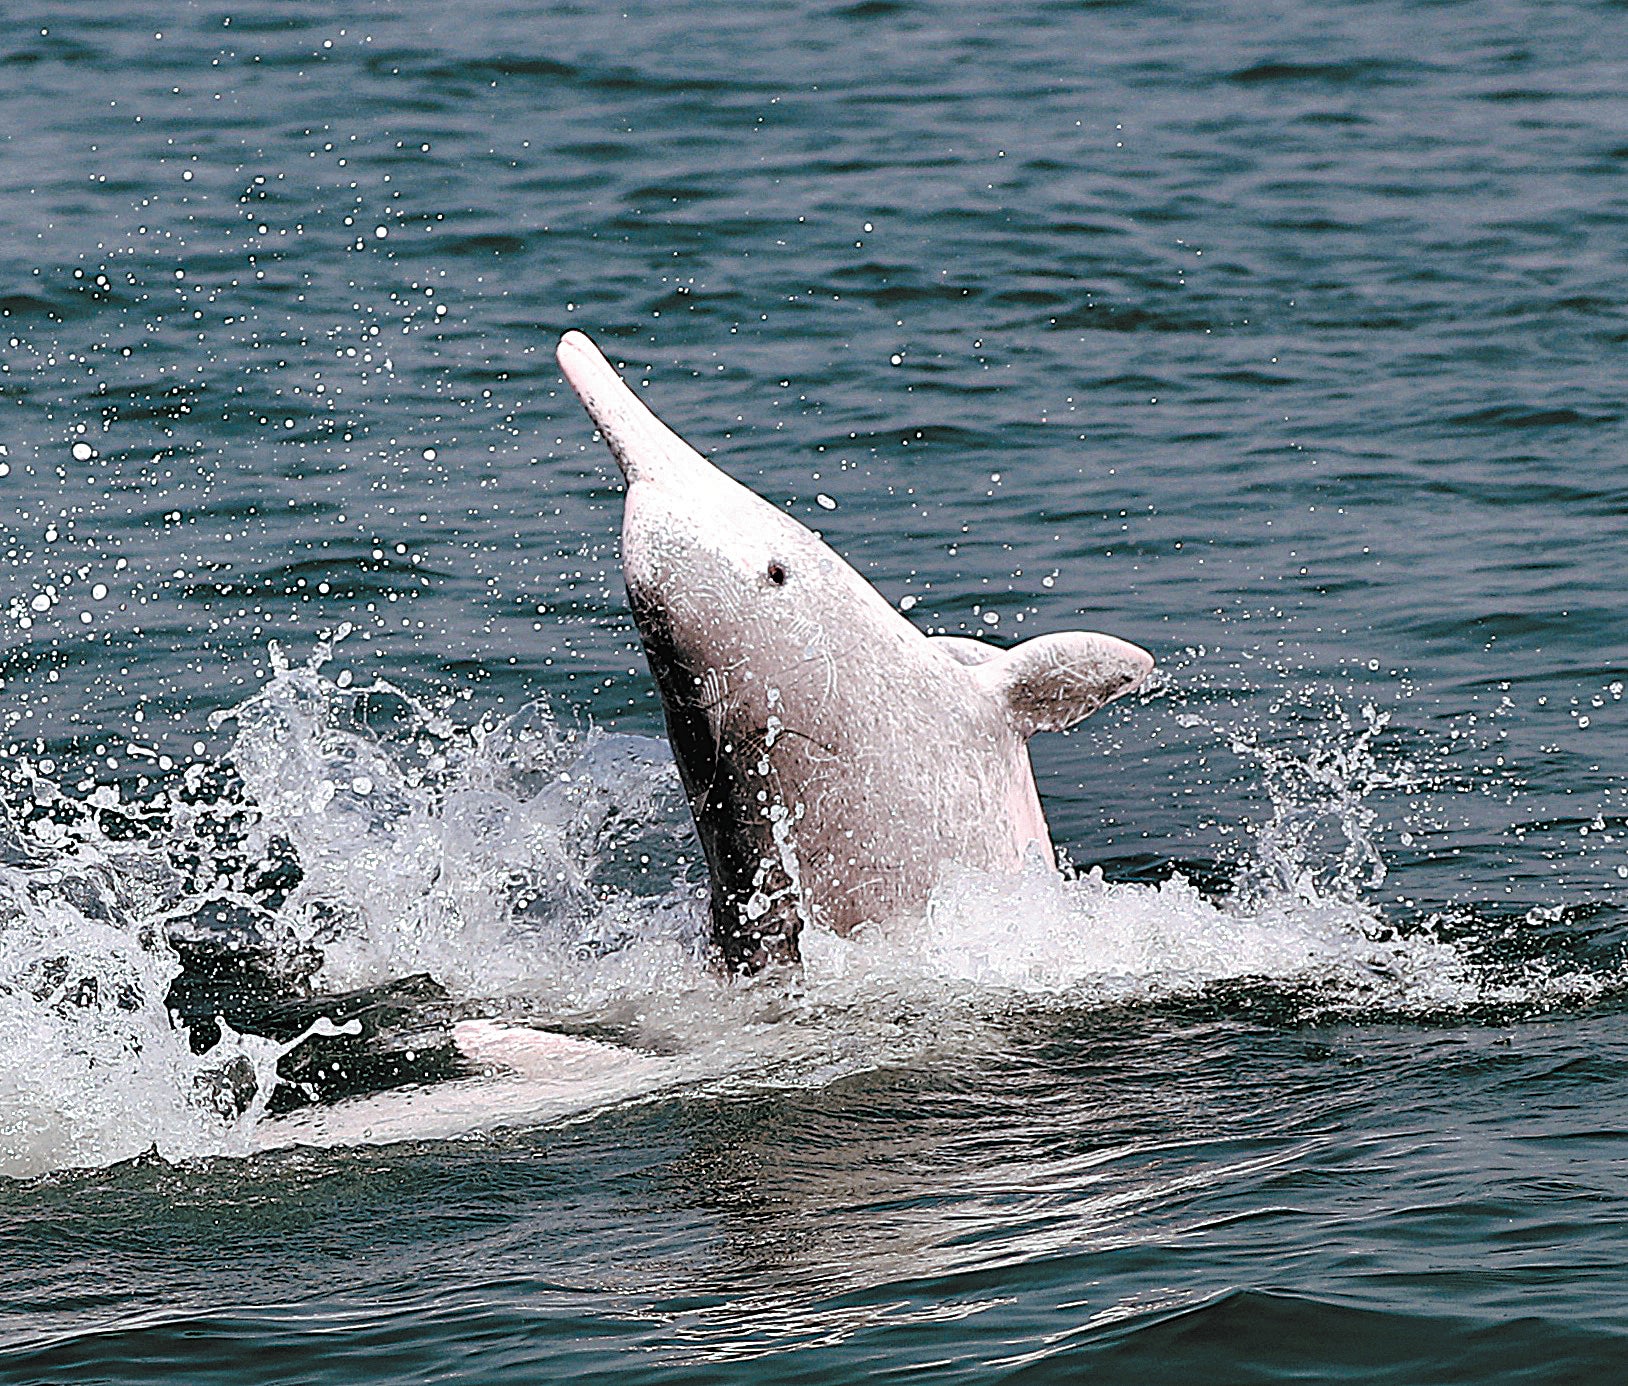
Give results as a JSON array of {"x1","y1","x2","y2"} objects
[{"x1": 557, "y1": 331, "x2": 1153, "y2": 974}]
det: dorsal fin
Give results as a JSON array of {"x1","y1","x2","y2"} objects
[{"x1": 972, "y1": 631, "x2": 1153, "y2": 738}]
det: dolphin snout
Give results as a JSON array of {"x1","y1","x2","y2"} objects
[
  {"x1": 557, "y1": 330, "x2": 701, "y2": 486},
  {"x1": 556, "y1": 330, "x2": 613, "y2": 400}
]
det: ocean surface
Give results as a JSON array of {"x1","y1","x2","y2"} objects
[{"x1": 2, "y1": 0, "x2": 1626, "y2": 1380}]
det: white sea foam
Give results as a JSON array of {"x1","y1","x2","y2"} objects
[{"x1": 0, "y1": 639, "x2": 1611, "y2": 1177}]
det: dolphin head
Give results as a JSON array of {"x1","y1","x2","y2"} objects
[{"x1": 556, "y1": 331, "x2": 902, "y2": 720}]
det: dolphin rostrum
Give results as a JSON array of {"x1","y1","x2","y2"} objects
[{"x1": 557, "y1": 331, "x2": 1153, "y2": 974}]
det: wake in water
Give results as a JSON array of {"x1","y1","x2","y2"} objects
[{"x1": 0, "y1": 635, "x2": 1617, "y2": 1179}]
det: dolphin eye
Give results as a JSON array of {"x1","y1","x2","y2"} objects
[{"x1": 766, "y1": 561, "x2": 787, "y2": 587}]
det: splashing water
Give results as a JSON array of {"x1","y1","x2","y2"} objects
[
  {"x1": 0, "y1": 806, "x2": 362, "y2": 1178},
  {"x1": 0, "y1": 641, "x2": 1613, "y2": 1178},
  {"x1": 1227, "y1": 702, "x2": 1404, "y2": 906},
  {"x1": 213, "y1": 633, "x2": 709, "y2": 1003}
]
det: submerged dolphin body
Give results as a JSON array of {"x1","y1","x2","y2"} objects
[{"x1": 557, "y1": 331, "x2": 1153, "y2": 973}]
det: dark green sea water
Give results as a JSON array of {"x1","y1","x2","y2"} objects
[{"x1": 2, "y1": 0, "x2": 1626, "y2": 1380}]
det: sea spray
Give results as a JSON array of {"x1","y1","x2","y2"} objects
[{"x1": 0, "y1": 638, "x2": 1618, "y2": 1176}]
